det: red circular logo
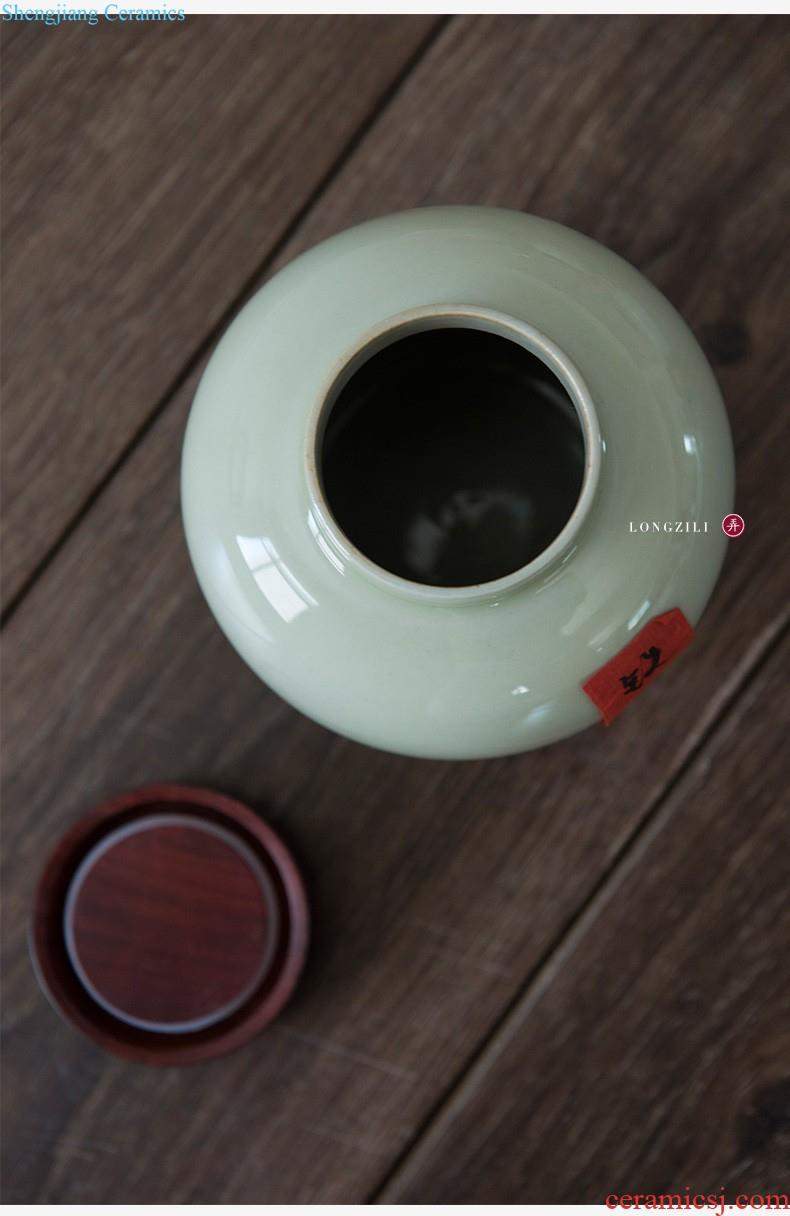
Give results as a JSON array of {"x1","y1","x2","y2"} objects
[{"x1": 722, "y1": 513, "x2": 745, "y2": 537}]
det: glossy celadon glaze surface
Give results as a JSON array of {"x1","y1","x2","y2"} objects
[{"x1": 181, "y1": 207, "x2": 734, "y2": 759}]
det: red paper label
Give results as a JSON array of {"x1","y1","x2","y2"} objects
[{"x1": 582, "y1": 608, "x2": 694, "y2": 725}]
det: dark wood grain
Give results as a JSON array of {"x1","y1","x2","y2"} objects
[
  {"x1": 2, "y1": 14, "x2": 789, "y2": 1205},
  {"x1": 0, "y1": 15, "x2": 439, "y2": 610},
  {"x1": 382, "y1": 634, "x2": 790, "y2": 1202}
]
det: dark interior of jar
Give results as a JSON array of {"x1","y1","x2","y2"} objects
[{"x1": 319, "y1": 326, "x2": 585, "y2": 588}]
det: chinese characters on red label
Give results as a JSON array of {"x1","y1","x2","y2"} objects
[{"x1": 582, "y1": 608, "x2": 695, "y2": 725}]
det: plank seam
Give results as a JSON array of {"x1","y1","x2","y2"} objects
[
  {"x1": 369, "y1": 609, "x2": 789, "y2": 1203},
  {"x1": 0, "y1": 15, "x2": 453, "y2": 631}
]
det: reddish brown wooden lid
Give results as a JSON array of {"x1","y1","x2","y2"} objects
[{"x1": 31, "y1": 786, "x2": 309, "y2": 1065}]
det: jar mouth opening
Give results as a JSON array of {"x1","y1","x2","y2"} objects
[{"x1": 306, "y1": 306, "x2": 601, "y2": 604}]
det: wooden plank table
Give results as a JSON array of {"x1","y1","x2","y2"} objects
[{"x1": 2, "y1": 15, "x2": 788, "y2": 1204}]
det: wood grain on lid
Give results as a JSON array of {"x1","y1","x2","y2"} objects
[{"x1": 63, "y1": 815, "x2": 278, "y2": 1034}]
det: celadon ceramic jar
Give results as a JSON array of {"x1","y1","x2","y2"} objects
[{"x1": 181, "y1": 207, "x2": 734, "y2": 759}]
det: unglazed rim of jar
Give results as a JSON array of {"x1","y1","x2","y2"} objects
[{"x1": 304, "y1": 305, "x2": 602, "y2": 606}]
